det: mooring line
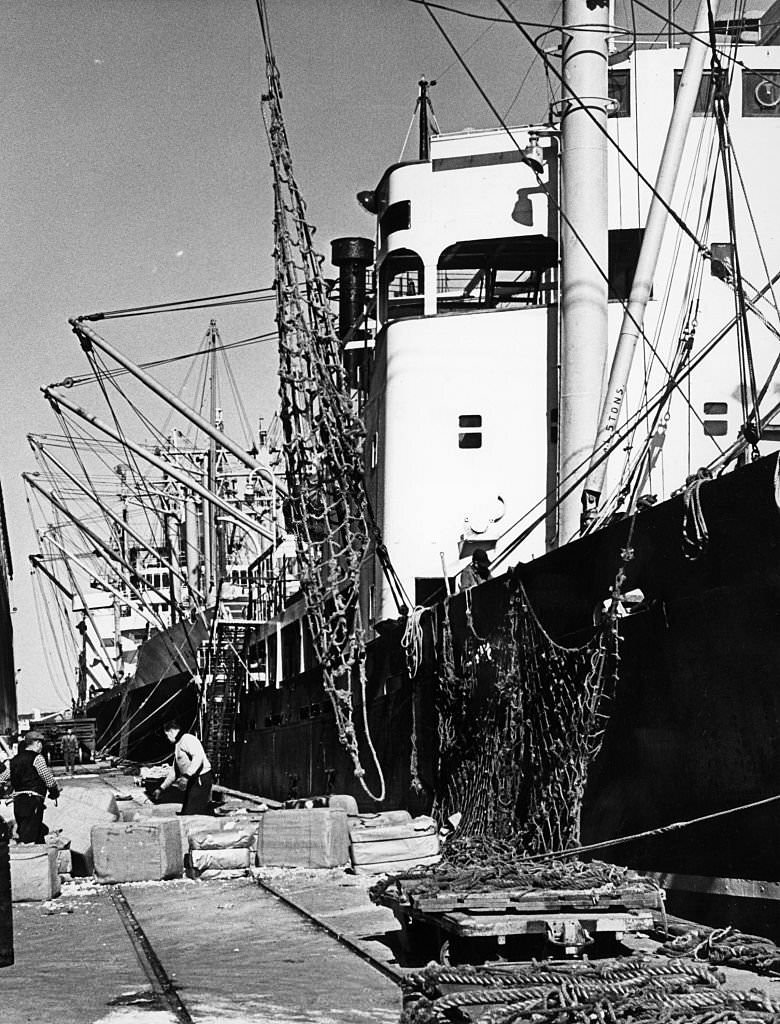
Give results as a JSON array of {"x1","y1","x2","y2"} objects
[
  {"x1": 108, "y1": 885, "x2": 194, "y2": 1024},
  {"x1": 254, "y1": 875, "x2": 405, "y2": 985}
]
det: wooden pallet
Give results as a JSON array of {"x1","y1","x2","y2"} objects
[{"x1": 377, "y1": 885, "x2": 662, "y2": 961}]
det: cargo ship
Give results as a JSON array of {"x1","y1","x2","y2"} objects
[{"x1": 27, "y1": 0, "x2": 780, "y2": 937}]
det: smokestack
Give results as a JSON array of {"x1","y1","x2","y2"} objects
[{"x1": 331, "y1": 236, "x2": 374, "y2": 341}]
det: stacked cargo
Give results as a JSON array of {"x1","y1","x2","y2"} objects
[
  {"x1": 185, "y1": 818, "x2": 258, "y2": 880},
  {"x1": 92, "y1": 819, "x2": 183, "y2": 883},
  {"x1": 348, "y1": 813, "x2": 441, "y2": 875},
  {"x1": 9, "y1": 845, "x2": 60, "y2": 901},
  {"x1": 256, "y1": 807, "x2": 350, "y2": 868}
]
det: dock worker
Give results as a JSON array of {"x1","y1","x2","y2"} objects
[
  {"x1": 459, "y1": 548, "x2": 492, "y2": 591},
  {"x1": 152, "y1": 719, "x2": 213, "y2": 815},
  {"x1": 0, "y1": 731, "x2": 60, "y2": 843},
  {"x1": 61, "y1": 728, "x2": 79, "y2": 776}
]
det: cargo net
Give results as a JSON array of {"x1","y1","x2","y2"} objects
[
  {"x1": 259, "y1": 5, "x2": 384, "y2": 800},
  {"x1": 434, "y1": 581, "x2": 620, "y2": 855}
]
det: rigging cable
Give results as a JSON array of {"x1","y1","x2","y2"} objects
[
  {"x1": 423, "y1": 0, "x2": 718, "y2": 462},
  {"x1": 706, "y1": 0, "x2": 760, "y2": 449},
  {"x1": 80, "y1": 287, "x2": 275, "y2": 322}
]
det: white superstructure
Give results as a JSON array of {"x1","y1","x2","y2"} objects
[{"x1": 363, "y1": 19, "x2": 780, "y2": 625}]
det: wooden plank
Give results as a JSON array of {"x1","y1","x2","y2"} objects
[
  {"x1": 438, "y1": 909, "x2": 655, "y2": 938},
  {"x1": 411, "y1": 889, "x2": 661, "y2": 914}
]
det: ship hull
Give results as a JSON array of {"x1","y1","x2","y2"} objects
[
  {"x1": 87, "y1": 614, "x2": 208, "y2": 762},
  {"x1": 237, "y1": 453, "x2": 780, "y2": 938}
]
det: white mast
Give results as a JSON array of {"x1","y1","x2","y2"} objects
[
  {"x1": 557, "y1": 0, "x2": 611, "y2": 544},
  {"x1": 582, "y1": 0, "x2": 717, "y2": 519}
]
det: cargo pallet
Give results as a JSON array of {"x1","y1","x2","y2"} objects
[{"x1": 376, "y1": 885, "x2": 663, "y2": 963}]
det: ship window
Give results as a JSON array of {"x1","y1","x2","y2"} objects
[
  {"x1": 379, "y1": 248, "x2": 424, "y2": 321},
  {"x1": 459, "y1": 413, "x2": 482, "y2": 449},
  {"x1": 704, "y1": 420, "x2": 728, "y2": 436},
  {"x1": 673, "y1": 70, "x2": 727, "y2": 115},
  {"x1": 609, "y1": 228, "x2": 644, "y2": 302},
  {"x1": 704, "y1": 397, "x2": 728, "y2": 437},
  {"x1": 281, "y1": 622, "x2": 300, "y2": 678},
  {"x1": 379, "y1": 200, "x2": 411, "y2": 244},
  {"x1": 608, "y1": 70, "x2": 631, "y2": 118},
  {"x1": 161, "y1": 573, "x2": 169, "y2": 589},
  {"x1": 742, "y1": 71, "x2": 780, "y2": 116},
  {"x1": 437, "y1": 235, "x2": 557, "y2": 312}
]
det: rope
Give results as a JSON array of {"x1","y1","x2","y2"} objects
[
  {"x1": 681, "y1": 468, "x2": 712, "y2": 560},
  {"x1": 402, "y1": 606, "x2": 427, "y2": 679}
]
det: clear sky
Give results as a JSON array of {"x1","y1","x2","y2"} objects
[{"x1": 1, "y1": 0, "x2": 693, "y2": 712}]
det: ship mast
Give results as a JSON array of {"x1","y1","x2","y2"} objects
[
  {"x1": 556, "y1": 0, "x2": 610, "y2": 544},
  {"x1": 582, "y1": 0, "x2": 717, "y2": 522},
  {"x1": 205, "y1": 319, "x2": 219, "y2": 592}
]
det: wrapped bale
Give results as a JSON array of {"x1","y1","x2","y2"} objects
[
  {"x1": 92, "y1": 820, "x2": 183, "y2": 884},
  {"x1": 188, "y1": 821, "x2": 258, "y2": 851},
  {"x1": 10, "y1": 846, "x2": 60, "y2": 902},
  {"x1": 349, "y1": 815, "x2": 441, "y2": 875},
  {"x1": 327, "y1": 794, "x2": 359, "y2": 816},
  {"x1": 257, "y1": 808, "x2": 349, "y2": 868},
  {"x1": 186, "y1": 847, "x2": 251, "y2": 879}
]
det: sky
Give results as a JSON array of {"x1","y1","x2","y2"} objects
[{"x1": 0, "y1": 0, "x2": 698, "y2": 712}]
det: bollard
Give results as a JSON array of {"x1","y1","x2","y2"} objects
[{"x1": 0, "y1": 817, "x2": 13, "y2": 967}]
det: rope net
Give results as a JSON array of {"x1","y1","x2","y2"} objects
[
  {"x1": 434, "y1": 581, "x2": 620, "y2": 854},
  {"x1": 258, "y1": 2, "x2": 383, "y2": 799}
]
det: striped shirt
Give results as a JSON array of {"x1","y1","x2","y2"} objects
[{"x1": 0, "y1": 754, "x2": 57, "y2": 795}]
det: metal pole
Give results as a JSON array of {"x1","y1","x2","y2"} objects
[
  {"x1": 42, "y1": 387, "x2": 274, "y2": 542},
  {"x1": 68, "y1": 318, "x2": 283, "y2": 495},
  {"x1": 557, "y1": 0, "x2": 611, "y2": 544},
  {"x1": 582, "y1": 0, "x2": 716, "y2": 519},
  {"x1": 30, "y1": 438, "x2": 203, "y2": 603},
  {"x1": 23, "y1": 474, "x2": 170, "y2": 628}
]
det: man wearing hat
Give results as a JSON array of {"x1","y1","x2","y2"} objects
[
  {"x1": 0, "y1": 731, "x2": 60, "y2": 843},
  {"x1": 459, "y1": 548, "x2": 492, "y2": 591}
]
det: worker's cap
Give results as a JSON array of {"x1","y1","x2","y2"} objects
[
  {"x1": 472, "y1": 548, "x2": 490, "y2": 565},
  {"x1": 24, "y1": 731, "x2": 45, "y2": 745}
]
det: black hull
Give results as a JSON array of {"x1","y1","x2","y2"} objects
[
  {"x1": 86, "y1": 614, "x2": 208, "y2": 762},
  {"x1": 241, "y1": 456, "x2": 780, "y2": 935}
]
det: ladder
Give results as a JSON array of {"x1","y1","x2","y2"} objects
[{"x1": 203, "y1": 621, "x2": 248, "y2": 784}]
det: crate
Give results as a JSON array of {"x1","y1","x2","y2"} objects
[
  {"x1": 92, "y1": 820, "x2": 183, "y2": 883},
  {"x1": 10, "y1": 846, "x2": 60, "y2": 902},
  {"x1": 349, "y1": 815, "x2": 440, "y2": 874},
  {"x1": 257, "y1": 808, "x2": 349, "y2": 868}
]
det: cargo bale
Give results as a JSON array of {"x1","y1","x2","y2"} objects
[
  {"x1": 46, "y1": 785, "x2": 118, "y2": 874},
  {"x1": 257, "y1": 808, "x2": 349, "y2": 868},
  {"x1": 186, "y1": 847, "x2": 251, "y2": 878},
  {"x1": 327, "y1": 794, "x2": 359, "y2": 816},
  {"x1": 10, "y1": 846, "x2": 60, "y2": 902},
  {"x1": 92, "y1": 820, "x2": 183, "y2": 883},
  {"x1": 351, "y1": 851, "x2": 441, "y2": 876},
  {"x1": 349, "y1": 815, "x2": 440, "y2": 871}
]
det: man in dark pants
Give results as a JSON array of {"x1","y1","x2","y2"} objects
[
  {"x1": 61, "y1": 728, "x2": 79, "y2": 777},
  {"x1": 0, "y1": 732, "x2": 60, "y2": 843},
  {"x1": 152, "y1": 719, "x2": 213, "y2": 816}
]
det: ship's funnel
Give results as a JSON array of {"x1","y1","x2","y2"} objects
[
  {"x1": 331, "y1": 236, "x2": 374, "y2": 388},
  {"x1": 331, "y1": 236, "x2": 374, "y2": 340}
]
